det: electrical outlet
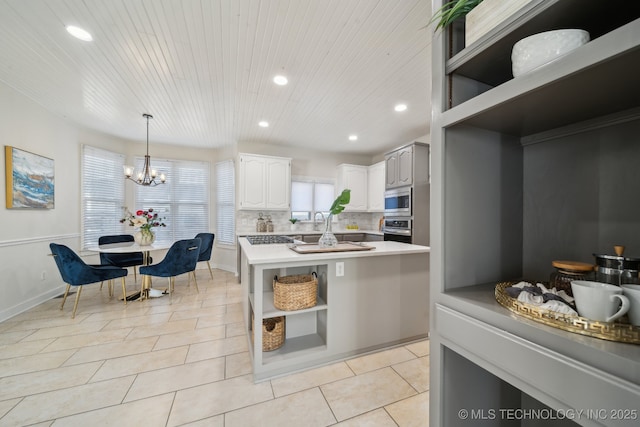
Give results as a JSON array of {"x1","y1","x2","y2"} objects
[{"x1": 336, "y1": 262, "x2": 344, "y2": 277}]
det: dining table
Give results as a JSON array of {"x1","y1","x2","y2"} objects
[{"x1": 87, "y1": 241, "x2": 172, "y2": 300}]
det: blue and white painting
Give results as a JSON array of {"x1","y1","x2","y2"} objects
[{"x1": 5, "y1": 146, "x2": 54, "y2": 209}]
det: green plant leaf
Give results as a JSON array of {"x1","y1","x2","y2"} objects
[
  {"x1": 427, "y1": 0, "x2": 483, "y2": 31},
  {"x1": 330, "y1": 189, "x2": 351, "y2": 215}
]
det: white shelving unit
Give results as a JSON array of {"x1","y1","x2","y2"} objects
[{"x1": 430, "y1": 1, "x2": 640, "y2": 426}]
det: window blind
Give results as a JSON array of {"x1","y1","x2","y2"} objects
[
  {"x1": 290, "y1": 179, "x2": 334, "y2": 220},
  {"x1": 134, "y1": 157, "x2": 210, "y2": 245},
  {"x1": 81, "y1": 145, "x2": 126, "y2": 249},
  {"x1": 216, "y1": 159, "x2": 235, "y2": 245}
]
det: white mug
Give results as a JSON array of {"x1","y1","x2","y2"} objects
[
  {"x1": 621, "y1": 285, "x2": 640, "y2": 326},
  {"x1": 571, "y1": 280, "x2": 629, "y2": 322}
]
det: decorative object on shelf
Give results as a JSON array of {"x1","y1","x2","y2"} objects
[
  {"x1": 289, "y1": 218, "x2": 298, "y2": 231},
  {"x1": 273, "y1": 272, "x2": 318, "y2": 311},
  {"x1": 319, "y1": 189, "x2": 351, "y2": 248},
  {"x1": 252, "y1": 315, "x2": 285, "y2": 351},
  {"x1": 495, "y1": 281, "x2": 640, "y2": 344},
  {"x1": 266, "y1": 215, "x2": 274, "y2": 232},
  {"x1": 428, "y1": 0, "x2": 483, "y2": 31},
  {"x1": 120, "y1": 208, "x2": 166, "y2": 246},
  {"x1": 5, "y1": 146, "x2": 54, "y2": 209},
  {"x1": 465, "y1": 0, "x2": 532, "y2": 46},
  {"x1": 256, "y1": 212, "x2": 267, "y2": 232},
  {"x1": 511, "y1": 29, "x2": 590, "y2": 77},
  {"x1": 549, "y1": 260, "x2": 594, "y2": 295},
  {"x1": 593, "y1": 245, "x2": 640, "y2": 286},
  {"x1": 123, "y1": 114, "x2": 166, "y2": 186}
]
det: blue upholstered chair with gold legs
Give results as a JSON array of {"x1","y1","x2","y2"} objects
[
  {"x1": 139, "y1": 238, "x2": 201, "y2": 296},
  {"x1": 99, "y1": 234, "x2": 145, "y2": 283},
  {"x1": 194, "y1": 233, "x2": 215, "y2": 280},
  {"x1": 49, "y1": 243, "x2": 128, "y2": 318}
]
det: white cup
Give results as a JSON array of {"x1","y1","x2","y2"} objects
[
  {"x1": 571, "y1": 280, "x2": 629, "y2": 322},
  {"x1": 621, "y1": 285, "x2": 640, "y2": 326}
]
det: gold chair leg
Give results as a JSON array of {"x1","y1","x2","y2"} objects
[
  {"x1": 60, "y1": 284, "x2": 71, "y2": 310},
  {"x1": 121, "y1": 277, "x2": 127, "y2": 305},
  {"x1": 71, "y1": 286, "x2": 83, "y2": 319},
  {"x1": 133, "y1": 266, "x2": 137, "y2": 283},
  {"x1": 191, "y1": 271, "x2": 199, "y2": 293},
  {"x1": 108, "y1": 280, "x2": 114, "y2": 297},
  {"x1": 100, "y1": 281, "x2": 104, "y2": 290},
  {"x1": 207, "y1": 261, "x2": 213, "y2": 280}
]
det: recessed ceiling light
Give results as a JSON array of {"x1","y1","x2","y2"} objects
[
  {"x1": 258, "y1": 121, "x2": 269, "y2": 128},
  {"x1": 348, "y1": 135, "x2": 358, "y2": 141},
  {"x1": 394, "y1": 104, "x2": 408, "y2": 112},
  {"x1": 66, "y1": 25, "x2": 93, "y2": 42},
  {"x1": 273, "y1": 75, "x2": 288, "y2": 86}
]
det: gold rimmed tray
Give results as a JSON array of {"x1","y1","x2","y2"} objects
[{"x1": 495, "y1": 281, "x2": 640, "y2": 344}]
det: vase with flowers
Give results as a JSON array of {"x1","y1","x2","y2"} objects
[
  {"x1": 120, "y1": 208, "x2": 166, "y2": 246},
  {"x1": 318, "y1": 189, "x2": 350, "y2": 248}
]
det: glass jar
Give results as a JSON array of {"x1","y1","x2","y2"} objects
[
  {"x1": 550, "y1": 260, "x2": 595, "y2": 295},
  {"x1": 266, "y1": 215, "x2": 274, "y2": 233},
  {"x1": 256, "y1": 212, "x2": 267, "y2": 232}
]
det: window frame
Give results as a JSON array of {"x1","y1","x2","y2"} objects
[{"x1": 290, "y1": 176, "x2": 336, "y2": 222}]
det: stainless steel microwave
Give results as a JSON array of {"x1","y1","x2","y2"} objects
[{"x1": 384, "y1": 188, "x2": 411, "y2": 216}]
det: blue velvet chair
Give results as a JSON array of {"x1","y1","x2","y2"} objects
[
  {"x1": 50, "y1": 243, "x2": 128, "y2": 318},
  {"x1": 194, "y1": 233, "x2": 215, "y2": 279},
  {"x1": 139, "y1": 238, "x2": 201, "y2": 296},
  {"x1": 99, "y1": 235, "x2": 145, "y2": 283}
]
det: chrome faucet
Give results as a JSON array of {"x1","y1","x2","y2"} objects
[{"x1": 313, "y1": 211, "x2": 325, "y2": 231}]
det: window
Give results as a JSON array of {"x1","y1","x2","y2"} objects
[
  {"x1": 81, "y1": 145, "x2": 126, "y2": 249},
  {"x1": 215, "y1": 160, "x2": 235, "y2": 245},
  {"x1": 291, "y1": 179, "x2": 334, "y2": 221},
  {"x1": 134, "y1": 157, "x2": 209, "y2": 245}
]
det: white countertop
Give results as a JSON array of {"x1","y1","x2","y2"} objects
[
  {"x1": 239, "y1": 238, "x2": 429, "y2": 265},
  {"x1": 237, "y1": 229, "x2": 383, "y2": 236}
]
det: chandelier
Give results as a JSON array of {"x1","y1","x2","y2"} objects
[{"x1": 123, "y1": 113, "x2": 166, "y2": 186}]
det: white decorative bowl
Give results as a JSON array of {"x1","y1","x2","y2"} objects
[{"x1": 511, "y1": 29, "x2": 590, "y2": 77}]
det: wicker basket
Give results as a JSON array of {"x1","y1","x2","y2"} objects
[
  {"x1": 273, "y1": 272, "x2": 318, "y2": 311},
  {"x1": 252, "y1": 315, "x2": 286, "y2": 351}
]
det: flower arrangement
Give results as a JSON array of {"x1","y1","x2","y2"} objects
[{"x1": 120, "y1": 208, "x2": 166, "y2": 231}]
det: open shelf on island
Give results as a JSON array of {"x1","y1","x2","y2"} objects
[
  {"x1": 249, "y1": 292, "x2": 328, "y2": 318},
  {"x1": 262, "y1": 333, "x2": 327, "y2": 364}
]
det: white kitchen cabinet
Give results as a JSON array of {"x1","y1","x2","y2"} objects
[
  {"x1": 238, "y1": 153, "x2": 291, "y2": 210},
  {"x1": 385, "y1": 145, "x2": 413, "y2": 188},
  {"x1": 367, "y1": 161, "x2": 385, "y2": 211},
  {"x1": 336, "y1": 164, "x2": 368, "y2": 211}
]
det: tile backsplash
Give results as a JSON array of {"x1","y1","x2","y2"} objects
[{"x1": 236, "y1": 210, "x2": 383, "y2": 234}]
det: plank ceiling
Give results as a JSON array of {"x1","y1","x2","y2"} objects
[{"x1": 0, "y1": 0, "x2": 432, "y2": 155}]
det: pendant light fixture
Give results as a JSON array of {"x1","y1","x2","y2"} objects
[{"x1": 123, "y1": 113, "x2": 166, "y2": 186}]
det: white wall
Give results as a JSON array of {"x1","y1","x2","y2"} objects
[{"x1": 0, "y1": 82, "x2": 223, "y2": 321}]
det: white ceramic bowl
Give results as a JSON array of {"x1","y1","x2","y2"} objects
[{"x1": 511, "y1": 29, "x2": 590, "y2": 77}]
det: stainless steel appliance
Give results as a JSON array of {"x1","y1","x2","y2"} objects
[
  {"x1": 384, "y1": 188, "x2": 411, "y2": 216},
  {"x1": 383, "y1": 217, "x2": 412, "y2": 243}
]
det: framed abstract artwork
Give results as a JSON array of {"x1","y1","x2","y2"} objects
[{"x1": 5, "y1": 146, "x2": 55, "y2": 209}]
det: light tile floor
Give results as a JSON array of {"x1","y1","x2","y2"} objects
[{"x1": 0, "y1": 269, "x2": 429, "y2": 426}]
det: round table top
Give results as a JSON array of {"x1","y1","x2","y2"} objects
[{"x1": 86, "y1": 241, "x2": 173, "y2": 253}]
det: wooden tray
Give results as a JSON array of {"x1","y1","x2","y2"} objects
[{"x1": 289, "y1": 242, "x2": 375, "y2": 254}]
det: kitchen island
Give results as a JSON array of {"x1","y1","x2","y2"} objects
[{"x1": 239, "y1": 238, "x2": 429, "y2": 381}]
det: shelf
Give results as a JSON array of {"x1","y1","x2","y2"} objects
[
  {"x1": 446, "y1": 0, "x2": 640, "y2": 87},
  {"x1": 262, "y1": 333, "x2": 327, "y2": 364},
  {"x1": 441, "y1": 17, "x2": 640, "y2": 136},
  {"x1": 440, "y1": 283, "x2": 640, "y2": 384},
  {"x1": 249, "y1": 292, "x2": 328, "y2": 318}
]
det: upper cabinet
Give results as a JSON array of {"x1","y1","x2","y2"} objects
[
  {"x1": 367, "y1": 161, "x2": 385, "y2": 212},
  {"x1": 385, "y1": 143, "x2": 429, "y2": 190},
  {"x1": 238, "y1": 153, "x2": 291, "y2": 210},
  {"x1": 336, "y1": 164, "x2": 368, "y2": 211},
  {"x1": 385, "y1": 145, "x2": 413, "y2": 188}
]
